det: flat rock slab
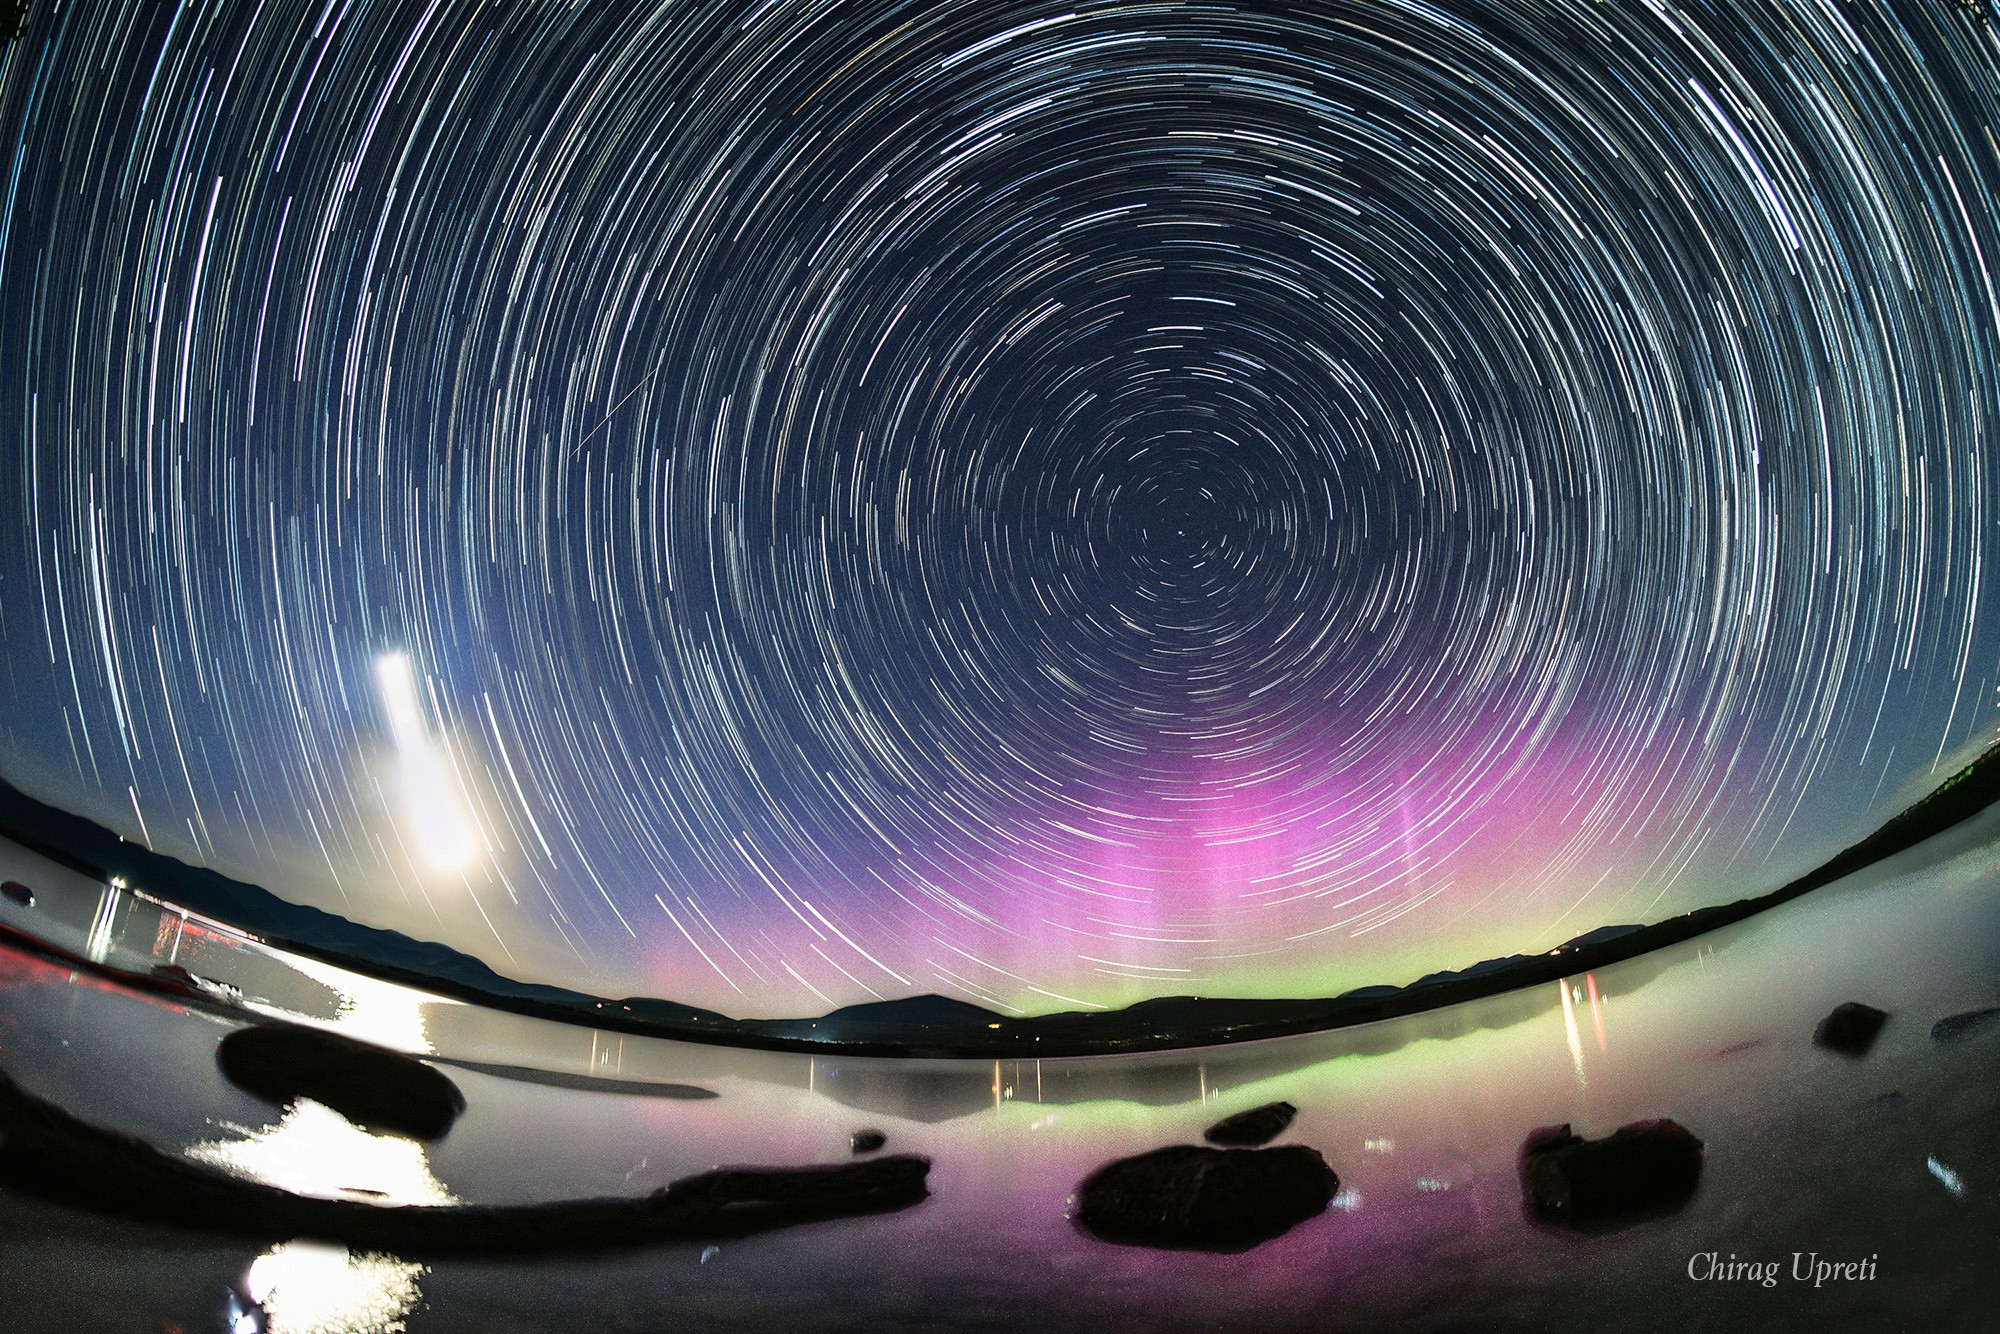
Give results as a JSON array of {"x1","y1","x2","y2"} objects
[
  {"x1": 1931, "y1": 1007, "x2": 2000, "y2": 1042},
  {"x1": 1203, "y1": 1100, "x2": 1297, "y2": 1147},
  {"x1": 1074, "y1": 1144, "x2": 1337, "y2": 1250},
  {"x1": 1814, "y1": 1002, "x2": 1889, "y2": 1056},
  {"x1": 1518, "y1": 1119, "x2": 1703, "y2": 1225},
  {"x1": 218, "y1": 1023, "x2": 465, "y2": 1141}
]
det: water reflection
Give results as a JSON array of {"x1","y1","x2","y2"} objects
[
  {"x1": 243, "y1": 1240, "x2": 426, "y2": 1334},
  {"x1": 281, "y1": 954, "x2": 438, "y2": 1056},
  {"x1": 188, "y1": 1099, "x2": 456, "y2": 1205},
  {"x1": 188, "y1": 1095, "x2": 444, "y2": 1334},
  {"x1": 0, "y1": 820, "x2": 1712, "y2": 1131},
  {"x1": 192, "y1": 964, "x2": 448, "y2": 1333}
]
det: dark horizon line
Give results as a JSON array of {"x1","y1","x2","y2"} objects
[{"x1": 1, "y1": 740, "x2": 1996, "y2": 1058}]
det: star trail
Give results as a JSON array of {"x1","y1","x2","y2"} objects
[{"x1": 2, "y1": 0, "x2": 1997, "y2": 1017}]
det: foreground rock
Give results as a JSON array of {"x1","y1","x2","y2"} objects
[
  {"x1": 1204, "y1": 1101, "x2": 1297, "y2": 1147},
  {"x1": 1518, "y1": 1119, "x2": 1703, "y2": 1224},
  {"x1": 1814, "y1": 1002, "x2": 1889, "y2": 1056},
  {"x1": 1073, "y1": 1144, "x2": 1337, "y2": 1249},
  {"x1": 1931, "y1": 1007, "x2": 2000, "y2": 1042},
  {"x1": 218, "y1": 1023, "x2": 465, "y2": 1140},
  {"x1": 0, "y1": 1069, "x2": 930, "y2": 1254}
]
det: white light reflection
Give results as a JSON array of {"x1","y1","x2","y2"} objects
[
  {"x1": 283, "y1": 954, "x2": 436, "y2": 1056},
  {"x1": 195, "y1": 1099, "x2": 447, "y2": 1333},
  {"x1": 188, "y1": 1099, "x2": 456, "y2": 1205},
  {"x1": 373, "y1": 652, "x2": 478, "y2": 870},
  {"x1": 1558, "y1": 979, "x2": 1588, "y2": 1087},
  {"x1": 245, "y1": 1240, "x2": 426, "y2": 1334},
  {"x1": 84, "y1": 884, "x2": 118, "y2": 962}
]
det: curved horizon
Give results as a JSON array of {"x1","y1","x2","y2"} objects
[
  {"x1": 4, "y1": 736, "x2": 1993, "y2": 1056},
  {"x1": 4, "y1": 0, "x2": 1999, "y2": 1018}
]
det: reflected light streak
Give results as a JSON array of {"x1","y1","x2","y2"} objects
[
  {"x1": 83, "y1": 884, "x2": 117, "y2": 962},
  {"x1": 1558, "y1": 979, "x2": 1588, "y2": 1088},
  {"x1": 373, "y1": 652, "x2": 478, "y2": 870},
  {"x1": 283, "y1": 954, "x2": 436, "y2": 1056}
]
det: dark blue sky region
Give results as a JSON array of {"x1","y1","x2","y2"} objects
[{"x1": 1, "y1": 0, "x2": 1997, "y2": 1016}]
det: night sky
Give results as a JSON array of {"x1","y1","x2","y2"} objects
[{"x1": 2, "y1": 0, "x2": 1997, "y2": 1017}]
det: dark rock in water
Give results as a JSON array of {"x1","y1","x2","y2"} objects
[
  {"x1": 0, "y1": 1067, "x2": 930, "y2": 1254},
  {"x1": 1814, "y1": 1002, "x2": 1889, "y2": 1055},
  {"x1": 1930, "y1": 1007, "x2": 2000, "y2": 1043},
  {"x1": 218, "y1": 1023, "x2": 465, "y2": 1141},
  {"x1": 1518, "y1": 1119, "x2": 1703, "y2": 1224},
  {"x1": 1073, "y1": 1144, "x2": 1338, "y2": 1250},
  {"x1": 0, "y1": 880, "x2": 32, "y2": 908},
  {"x1": 850, "y1": 1129, "x2": 886, "y2": 1155},
  {"x1": 1204, "y1": 1101, "x2": 1297, "y2": 1147}
]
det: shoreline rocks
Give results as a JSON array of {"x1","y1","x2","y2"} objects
[
  {"x1": 1073, "y1": 1144, "x2": 1337, "y2": 1250},
  {"x1": 1518, "y1": 1119, "x2": 1704, "y2": 1225},
  {"x1": 1814, "y1": 1002, "x2": 1889, "y2": 1056}
]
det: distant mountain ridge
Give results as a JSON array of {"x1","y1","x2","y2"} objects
[{"x1": 2, "y1": 739, "x2": 1997, "y2": 1057}]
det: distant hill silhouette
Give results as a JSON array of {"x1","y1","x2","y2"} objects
[{"x1": 2, "y1": 738, "x2": 1996, "y2": 1057}]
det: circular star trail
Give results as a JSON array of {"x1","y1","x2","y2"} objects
[{"x1": 2, "y1": 0, "x2": 1998, "y2": 1016}]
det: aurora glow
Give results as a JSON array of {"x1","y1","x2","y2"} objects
[{"x1": 1, "y1": 0, "x2": 1997, "y2": 1017}]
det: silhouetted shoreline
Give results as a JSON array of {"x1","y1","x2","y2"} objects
[{"x1": 2, "y1": 740, "x2": 1996, "y2": 1057}]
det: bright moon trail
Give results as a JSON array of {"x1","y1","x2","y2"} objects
[
  {"x1": 1, "y1": 0, "x2": 1997, "y2": 1018},
  {"x1": 372, "y1": 651, "x2": 478, "y2": 872}
]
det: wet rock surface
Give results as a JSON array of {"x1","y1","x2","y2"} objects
[
  {"x1": 0, "y1": 1068, "x2": 931, "y2": 1254},
  {"x1": 1814, "y1": 1001, "x2": 1889, "y2": 1055},
  {"x1": 153, "y1": 964, "x2": 243, "y2": 1004},
  {"x1": 1931, "y1": 1007, "x2": 2000, "y2": 1042},
  {"x1": 0, "y1": 880, "x2": 32, "y2": 907},
  {"x1": 850, "y1": 1129, "x2": 887, "y2": 1155},
  {"x1": 1518, "y1": 1119, "x2": 1704, "y2": 1225},
  {"x1": 1073, "y1": 1144, "x2": 1338, "y2": 1250},
  {"x1": 218, "y1": 1023, "x2": 466, "y2": 1141},
  {"x1": 1203, "y1": 1101, "x2": 1297, "y2": 1147}
]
